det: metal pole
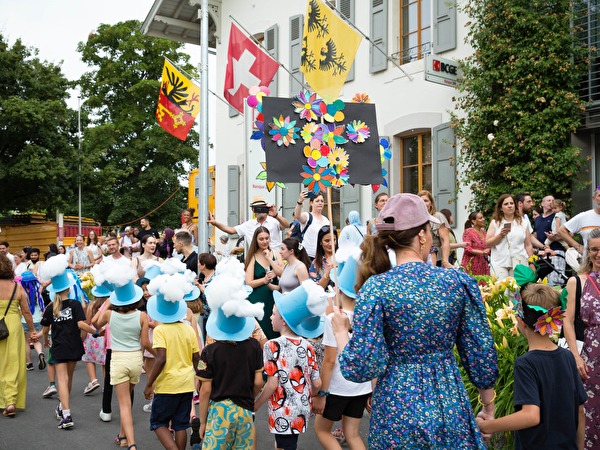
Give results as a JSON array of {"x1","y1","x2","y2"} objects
[
  {"x1": 198, "y1": 0, "x2": 209, "y2": 253},
  {"x1": 78, "y1": 95, "x2": 82, "y2": 235}
]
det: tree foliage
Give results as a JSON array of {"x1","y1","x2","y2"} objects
[
  {"x1": 452, "y1": 0, "x2": 589, "y2": 214},
  {"x1": 0, "y1": 35, "x2": 78, "y2": 213},
  {"x1": 77, "y1": 20, "x2": 198, "y2": 229}
]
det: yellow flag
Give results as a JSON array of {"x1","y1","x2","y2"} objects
[{"x1": 300, "y1": 0, "x2": 362, "y2": 102}]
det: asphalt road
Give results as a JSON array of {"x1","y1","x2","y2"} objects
[{"x1": 0, "y1": 349, "x2": 370, "y2": 449}]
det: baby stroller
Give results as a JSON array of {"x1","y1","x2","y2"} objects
[{"x1": 534, "y1": 249, "x2": 580, "y2": 288}]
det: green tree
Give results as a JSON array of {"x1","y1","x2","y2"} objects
[
  {"x1": 0, "y1": 35, "x2": 78, "y2": 213},
  {"x1": 77, "y1": 20, "x2": 198, "y2": 229},
  {"x1": 452, "y1": 0, "x2": 589, "y2": 214}
]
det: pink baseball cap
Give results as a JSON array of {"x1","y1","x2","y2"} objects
[{"x1": 376, "y1": 193, "x2": 440, "y2": 231}]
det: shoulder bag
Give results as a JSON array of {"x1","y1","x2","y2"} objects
[{"x1": 0, "y1": 283, "x2": 18, "y2": 341}]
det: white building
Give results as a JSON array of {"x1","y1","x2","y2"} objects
[{"x1": 144, "y1": 0, "x2": 599, "y2": 236}]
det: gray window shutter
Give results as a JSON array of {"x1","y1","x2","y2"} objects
[
  {"x1": 282, "y1": 183, "x2": 302, "y2": 222},
  {"x1": 289, "y1": 15, "x2": 304, "y2": 96},
  {"x1": 432, "y1": 123, "x2": 456, "y2": 224},
  {"x1": 433, "y1": 0, "x2": 456, "y2": 53},
  {"x1": 338, "y1": 0, "x2": 356, "y2": 82},
  {"x1": 227, "y1": 165, "x2": 240, "y2": 227},
  {"x1": 340, "y1": 185, "x2": 360, "y2": 228},
  {"x1": 265, "y1": 24, "x2": 279, "y2": 96},
  {"x1": 369, "y1": 0, "x2": 388, "y2": 73}
]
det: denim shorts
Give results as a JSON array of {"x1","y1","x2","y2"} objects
[
  {"x1": 150, "y1": 392, "x2": 193, "y2": 432},
  {"x1": 22, "y1": 322, "x2": 42, "y2": 333}
]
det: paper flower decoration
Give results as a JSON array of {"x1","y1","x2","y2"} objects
[
  {"x1": 346, "y1": 120, "x2": 370, "y2": 143},
  {"x1": 320, "y1": 99, "x2": 345, "y2": 123},
  {"x1": 256, "y1": 162, "x2": 286, "y2": 192},
  {"x1": 321, "y1": 123, "x2": 348, "y2": 148},
  {"x1": 327, "y1": 146, "x2": 349, "y2": 169},
  {"x1": 292, "y1": 91, "x2": 322, "y2": 121},
  {"x1": 351, "y1": 93, "x2": 370, "y2": 103},
  {"x1": 533, "y1": 306, "x2": 565, "y2": 335},
  {"x1": 304, "y1": 140, "x2": 330, "y2": 168},
  {"x1": 247, "y1": 86, "x2": 270, "y2": 112},
  {"x1": 330, "y1": 166, "x2": 349, "y2": 188},
  {"x1": 301, "y1": 165, "x2": 335, "y2": 194},
  {"x1": 372, "y1": 138, "x2": 392, "y2": 192},
  {"x1": 269, "y1": 115, "x2": 299, "y2": 147},
  {"x1": 300, "y1": 122, "x2": 324, "y2": 144}
]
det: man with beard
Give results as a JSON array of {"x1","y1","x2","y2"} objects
[
  {"x1": 208, "y1": 197, "x2": 290, "y2": 250},
  {"x1": 173, "y1": 230, "x2": 198, "y2": 275},
  {"x1": 28, "y1": 248, "x2": 40, "y2": 269}
]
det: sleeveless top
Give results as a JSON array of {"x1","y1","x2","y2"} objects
[
  {"x1": 110, "y1": 310, "x2": 142, "y2": 351},
  {"x1": 71, "y1": 247, "x2": 92, "y2": 274},
  {"x1": 279, "y1": 261, "x2": 303, "y2": 293}
]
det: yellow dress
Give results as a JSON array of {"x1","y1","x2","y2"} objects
[{"x1": 0, "y1": 298, "x2": 27, "y2": 409}]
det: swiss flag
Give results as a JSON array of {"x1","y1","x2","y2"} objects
[{"x1": 224, "y1": 23, "x2": 279, "y2": 114}]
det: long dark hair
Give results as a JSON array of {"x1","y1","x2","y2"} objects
[
  {"x1": 314, "y1": 226, "x2": 338, "y2": 273},
  {"x1": 464, "y1": 211, "x2": 479, "y2": 230},
  {"x1": 281, "y1": 238, "x2": 311, "y2": 270},
  {"x1": 492, "y1": 194, "x2": 522, "y2": 224},
  {"x1": 245, "y1": 226, "x2": 271, "y2": 270}
]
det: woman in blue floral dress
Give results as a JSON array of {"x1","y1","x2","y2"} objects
[{"x1": 332, "y1": 194, "x2": 498, "y2": 449}]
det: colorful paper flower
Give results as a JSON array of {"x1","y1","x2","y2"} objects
[
  {"x1": 351, "y1": 93, "x2": 370, "y2": 103},
  {"x1": 301, "y1": 165, "x2": 335, "y2": 194},
  {"x1": 292, "y1": 91, "x2": 322, "y2": 121},
  {"x1": 269, "y1": 115, "x2": 299, "y2": 147},
  {"x1": 320, "y1": 99, "x2": 345, "y2": 123},
  {"x1": 330, "y1": 166, "x2": 349, "y2": 188},
  {"x1": 247, "y1": 85, "x2": 270, "y2": 109},
  {"x1": 256, "y1": 162, "x2": 286, "y2": 192},
  {"x1": 304, "y1": 140, "x2": 330, "y2": 168},
  {"x1": 300, "y1": 122, "x2": 323, "y2": 144},
  {"x1": 346, "y1": 120, "x2": 370, "y2": 143},
  {"x1": 533, "y1": 306, "x2": 565, "y2": 335},
  {"x1": 327, "y1": 147, "x2": 349, "y2": 169},
  {"x1": 380, "y1": 138, "x2": 392, "y2": 163},
  {"x1": 321, "y1": 123, "x2": 348, "y2": 148}
]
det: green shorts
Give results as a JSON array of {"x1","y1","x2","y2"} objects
[{"x1": 201, "y1": 399, "x2": 254, "y2": 449}]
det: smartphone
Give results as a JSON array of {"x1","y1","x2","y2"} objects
[
  {"x1": 503, "y1": 223, "x2": 512, "y2": 230},
  {"x1": 306, "y1": 191, "x2": 317, "y2": 199},
  {"x1": 253, "y1": 205, "x2": 270, "y2": 214}
]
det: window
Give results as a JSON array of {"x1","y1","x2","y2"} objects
[
  {"x1": 400, "y1": 133, "x2": 431, "y2": 192},
  {"x1": 400, "y1": 0, "x2": 431, "y2": 64}
]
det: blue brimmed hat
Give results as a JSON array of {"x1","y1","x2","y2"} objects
[
  {"x1": 110, "y1": 279, "x2": 143, "y2": 306},
  {"x1": 41, "y1": 254, "x2": 75, "y2": 294},
  {"x1": 184, "y1": 286, "x2": 201, "y2": 302},
  {"x1": 273, "y1": 280, "x2": 328, "y2": 339},
  {"x1": 206, "y1": 307, "x2": 255, "y2": 342},
  {"x1": 334, "y1": 247, "x2": 362, "y2": 299},
  {"x1": 91, "y1": 284, "x2": 113, "y2": 298},
  {"x1": 146, "y1": 294, "x2": 188, "y2": 324}
]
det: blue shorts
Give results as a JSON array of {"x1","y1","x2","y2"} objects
[
  {"x1": 22, "y1": 322, "x2": 42, "y2": 333},
  {"x1": 150, "y1": 392, "x2": 193, "y2": 432}
]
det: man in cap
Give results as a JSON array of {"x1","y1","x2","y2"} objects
[{"x1": 207, "y1": 197, "x2": 290, "y2": 249}]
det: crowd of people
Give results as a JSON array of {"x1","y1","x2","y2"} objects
[{"x1": 0, "y1": 188, "x2": 599, "y2": 449}]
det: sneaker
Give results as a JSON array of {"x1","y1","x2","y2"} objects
[
  {"x1": 42, "y1": 385, "x2": 58, "y2": 398},
  {"x1": 190, "y1": 417, "x2": 201, "y2": 446},
  {"x1": 58, "y1": 415, "x2": 74, "y2": 429},
  {"x1": 99, "y1": 410, "x2": 111, "y2": 422},
  {"x1": 142, "y1": 402, "x2": 152, "y2": 413},
  {"x1": 26, "y1": 363, "x2": 34, "y2": 371},
  {"x1": 38, "y1": 353, "x2": 47, "y2": 370},
  {"x1": 83, "y1": 379, "x2": 100, "y2": 395},
  {"x1": 55, "y1": 404, "x2": 62, "y2": 420}
]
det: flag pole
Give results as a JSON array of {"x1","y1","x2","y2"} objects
[
  {"x1": 198, "y1": 0, "x2": 209, "y2": 253},
  {"x1": 325, "y1": 2, "x2": 413, "y2": 81},
  {"x1": 228, "y1": 15, "x2": 309, "y2": 91},
  {"x1": 325, "y1": 186, "x2": 342, "y2": 310}
]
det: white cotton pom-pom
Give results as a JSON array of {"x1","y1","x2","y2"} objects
[
  {"x1": 335, "y1": 246, "x2": 362, "y2": 265},
  {"x1": 141, "y1": 259, "x2": 162, "y2": 271},
  {"x1": 221, "y1": 299, "x2": 264, "y2": 321},
  {"x1": 90, "y1": 264, "x2": 106, "y2": 286},
  {"x1": 161, "y1": 258, "x2": 187, "y2": 275},
  {"x1": 147, "y1": 272, "x2": 195, "y2": 302},
  {"x1": 40, "y1": 254, "x2": 69, "y2": 280},
  {"x1": 301, "y1": 280, "x2": 328, "y2": 316},
  {"x1": 104, "y1": 264, "x2": 136, "y2": 288}
]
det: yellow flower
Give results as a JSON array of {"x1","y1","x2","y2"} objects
[{"x1": 502, "y1": 336, "x2": 509, "y2": 348}]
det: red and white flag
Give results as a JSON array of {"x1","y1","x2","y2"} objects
[{"x1": 224, "y1": 23, "x2": 279, "y2": 114}]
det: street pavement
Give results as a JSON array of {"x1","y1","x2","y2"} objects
[{"x1": 0, "y1": 349, "x2": 370, "y2": 449}]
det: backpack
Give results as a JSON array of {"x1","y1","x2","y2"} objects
[{"x1": 289, "y1": 213, "x2": 313, "y2": 243}]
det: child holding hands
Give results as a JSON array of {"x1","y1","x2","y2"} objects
[{"x1": 476, "y1": 280, "x2": 587, "y2": 449}]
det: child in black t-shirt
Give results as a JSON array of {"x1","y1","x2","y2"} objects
[
  {"x1": 476, "y1": 283, "x2": 587, "y2": 449},
  {"x1": 33, "y1": 255, "x2": 96, "y2": 430}
]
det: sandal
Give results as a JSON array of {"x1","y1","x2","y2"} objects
[
  {"x1": 2, "y1": 405, "x2": 16, "y2": 417},
  {"x1": 114, "y1": 435, "x2": 127, "y2": 446},
  {"x1": 332, "y1": 427, "x2": 346, "y2": 444},
  {"x1": 127, "y1": 445, "x2": 137, "y2": 450}
]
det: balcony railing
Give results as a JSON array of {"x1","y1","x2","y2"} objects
[{"x1": 391, "y1": 42, "x2": 432, "y2": 65}]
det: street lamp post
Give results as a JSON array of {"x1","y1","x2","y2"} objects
[{"x1": 78, "y1": 95, "x2": 82, "y2": 235}]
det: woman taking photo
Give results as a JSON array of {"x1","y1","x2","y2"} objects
[
  {"x1": 331, "y1": 194, "x2": 498, "y2": 449},
  {"x1": 131, "y1": 234, "x2": 160, "y2": 280},
  {"x1": 486, "y1": 194, "x2": 534, "y2": 280},
  {"x1": 418, "y1": 190, "x2": 452, "y2": 268},
  {"x1": 294, "y1": 191, "x2": 330, "y2": 259},
  {"x1": 0, "y1": 254, "x2": 36, "y2": 417},
  {"x1": 563, "y1": 227, "x2": 600, "y2": 449},
  {"x1": 309, "y1": 226, "x2": 338, "y2": 290},
  {"x1": 245, "y1": 226, "x2": 282, "y2": 339},
  {"x1": 462, "y1": 212, "x2": 490, "y2": 276},
  {"x1": 275, "y1": 238, "x2": 311, "y2": 294}
]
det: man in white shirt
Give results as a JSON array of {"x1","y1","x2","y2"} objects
[
  {"x1": 558, "y1": 187, "x2": 600, "y2": 254},
  {"x1": 0, "y1": 241, "x2": 15, "y2": 268},
  {"x1": 103, "y1": 236, "x2": 130, "y2": 265},
  {"x1": 207, "y1": 197, "x2": 290, "y2": 250}
]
